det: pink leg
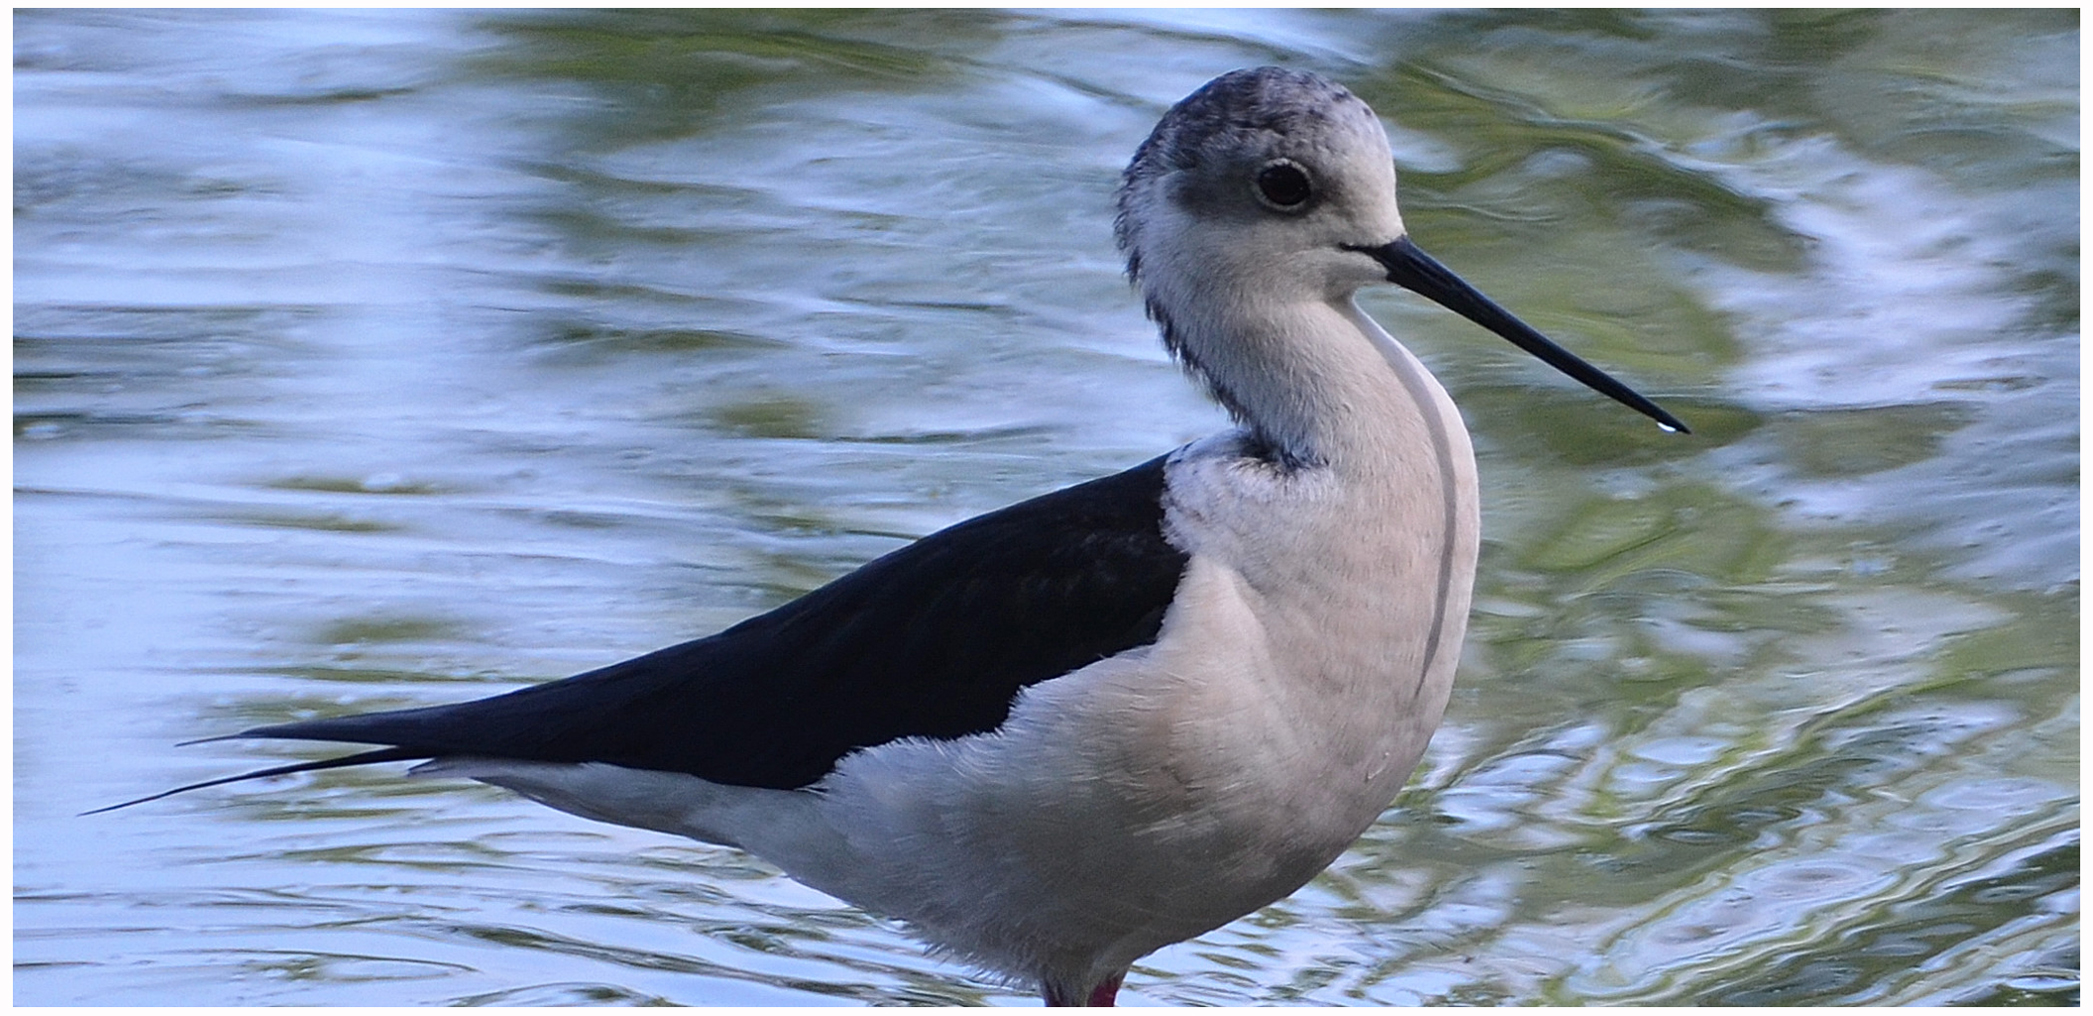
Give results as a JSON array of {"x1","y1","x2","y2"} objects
[{"x1": 1042, "y1": 971, "x2": 1125, "y2": 1007}]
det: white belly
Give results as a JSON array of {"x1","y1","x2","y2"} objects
[
  {"x1": 434, "y1": 356, "x2": 1479, "y2": 992},
  {"x1": 759, "y1": 428, "x2": 1475, "y2": 987}
]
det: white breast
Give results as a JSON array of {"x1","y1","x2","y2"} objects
[{"x1": 722, "y1": 296, "x2": 1482, "y2": 989}]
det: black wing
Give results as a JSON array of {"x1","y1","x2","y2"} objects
[{"x1": 111, "y1": 455, "x2": 1188, "y2": 807}]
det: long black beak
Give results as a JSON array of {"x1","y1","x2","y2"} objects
[{"x1": 1353, "y1": 236, "x2": 1689, "y2": 434}]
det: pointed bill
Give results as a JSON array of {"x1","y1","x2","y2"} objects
[{"x1": 1356, "y1": 237, "x2": 1690, "y2": 434}]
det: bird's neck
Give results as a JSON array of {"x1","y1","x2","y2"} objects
[{"x1": 1169, "y1": 293, "x2": 1464, "y2": 476}]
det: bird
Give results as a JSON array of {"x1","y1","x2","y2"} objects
[{"x1": 103, "y1": 67, "x2": 1687, "y2": 1006}]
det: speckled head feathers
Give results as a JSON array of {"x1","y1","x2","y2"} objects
[
  {"x1": 1108, "y1": 68, "x2": 1406, "y2": 450},
  {"x1": 1114, "y1": 67, "x2": 1379, "y2": 282}
]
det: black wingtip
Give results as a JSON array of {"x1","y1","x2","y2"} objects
[
  {"x1": 83, "y1": 745, "x2": 432, "y2": 816},
  {"x1": 174, "y1": 731, "x2": 257, "y2": 748}
]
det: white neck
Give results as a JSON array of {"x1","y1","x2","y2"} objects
[{"x1": 1162, "y1": 286, "x2": 1465, "y2": 478}]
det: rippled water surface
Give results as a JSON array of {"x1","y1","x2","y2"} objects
[{"x1": 16, "y1": 9, "x2": 2078, "y2": 1006}]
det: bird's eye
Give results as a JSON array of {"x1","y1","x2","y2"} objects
[{"x1": 1254, "y1": 160, "x2": 1314, "y2": 212}]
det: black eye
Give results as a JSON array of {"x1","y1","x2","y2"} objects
[{"x1": 1255, "y1": 160, "x2": 1313, "y2": 211}]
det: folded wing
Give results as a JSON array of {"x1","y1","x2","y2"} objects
[{"x1": 106, "y1": 456, "x2": 1188, "y2": 810}]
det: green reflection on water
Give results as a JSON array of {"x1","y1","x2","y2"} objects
[{"x1": 12, "y1": 6, "x2": 2076, "y2": 1008}]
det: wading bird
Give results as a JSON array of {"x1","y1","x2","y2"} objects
[{"x1": 109, "y1": 67, "x2": 1686, "y2": 1006}]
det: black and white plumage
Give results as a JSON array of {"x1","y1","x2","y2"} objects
[
  {"x1": 114, "y1": 67, "x2": 1685, "y2": 1006},
  {"x1": 230, "y1": 458, "x2": 1184, "y2": 793}
]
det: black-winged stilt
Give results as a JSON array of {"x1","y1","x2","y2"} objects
[{"x1": 107, "y1": 67, "x2": 1686, "y2": 1005}]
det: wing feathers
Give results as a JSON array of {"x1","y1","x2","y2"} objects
[{"x1": 121, "y1": 455, "x2": 1188, "y2": 804}]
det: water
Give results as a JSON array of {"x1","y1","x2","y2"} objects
[{"x1": 15, "y1": 9, "x2": 2077, "y2": 1006}]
